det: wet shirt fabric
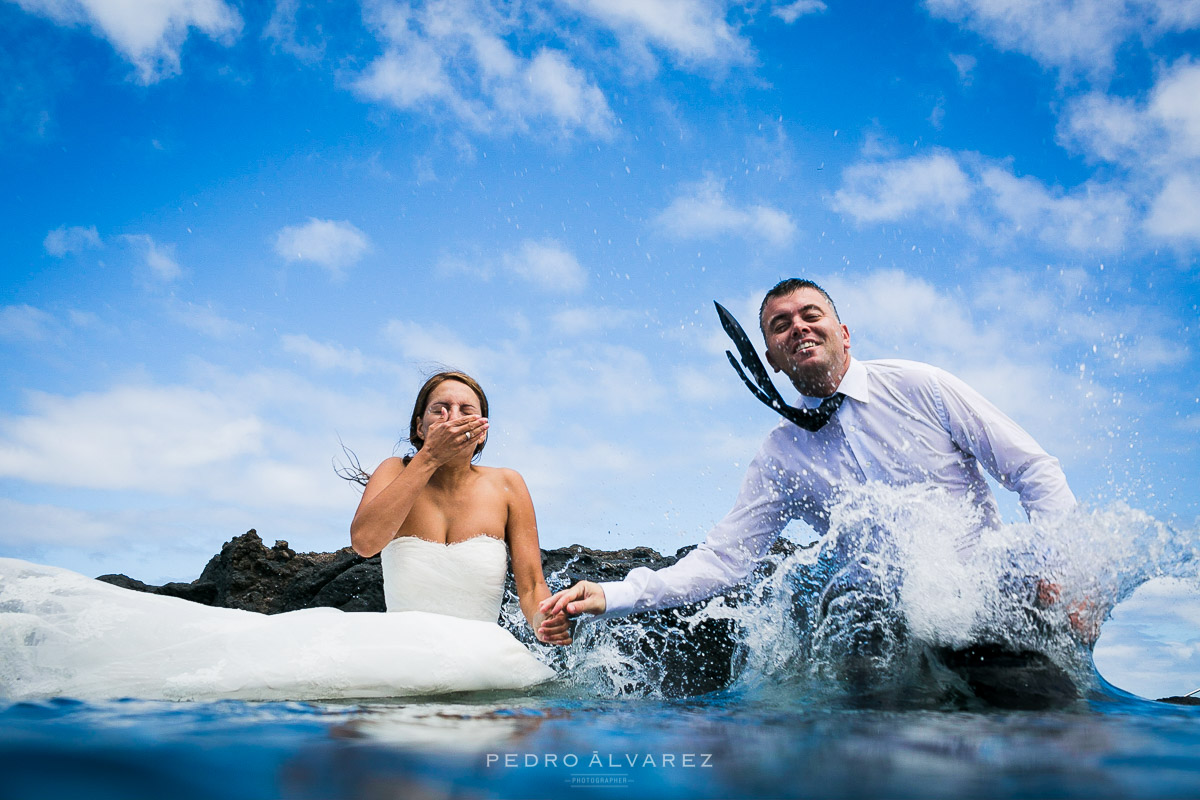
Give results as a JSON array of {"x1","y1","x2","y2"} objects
[{"x1": 601, "y1": 357, "x2": 1077, "y2": 617}]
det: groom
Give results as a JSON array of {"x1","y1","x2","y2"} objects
[{"x1": 538, "y1": 278, "x2": 1077, "y2": 636}]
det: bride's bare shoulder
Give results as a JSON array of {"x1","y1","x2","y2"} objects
[
  {"x1": 376, "y1": 456, "x2": 407, "y2": 470},
  {"x1": 372, "y1": 456, "x2": 407, "y2": 473},
  {"x1": 475, "y1": 465, "x2": 528, "y2": 489},
  {"x1": 363, "y1": 456, "x2": 407, "y2": 486}
]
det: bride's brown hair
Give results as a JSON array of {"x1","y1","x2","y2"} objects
[{"x1": 408, "y1": 371, "x2": 489, "y2": 460}]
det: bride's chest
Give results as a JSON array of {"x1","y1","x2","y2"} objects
[{"x1": 404, "y1": 482, "x2": 508, "y2": 540}]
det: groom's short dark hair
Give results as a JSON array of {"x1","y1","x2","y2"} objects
[{"x1": 758, "y1": 279, "x2": 840, "y2": 336}]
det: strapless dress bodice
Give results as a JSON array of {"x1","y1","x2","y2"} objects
[{"x1": 381, "y1": 536, "x2": 507, "y2": 622}]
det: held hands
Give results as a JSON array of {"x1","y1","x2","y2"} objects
[
  {"x1": 421, "y1": 411, "x2": 489, "y2": 467},
  {"x1": 535, "y1": 581, "x2": 606, "y2": 644},
  {"x1": 534, "y1": 609, "x2": 573, "y2": 646},
  {"x1": 1036, "y1": 579, "x2": 1101, "y2": 645}
]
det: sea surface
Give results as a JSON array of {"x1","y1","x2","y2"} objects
[
  {"x1": 3, "y1": 491, "x2": 1197, "y2": 799},
  {"x1": 2, "y1": 686, "x2": 1199, "y2": 800}
]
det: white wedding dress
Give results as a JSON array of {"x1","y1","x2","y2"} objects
[{"x1": 0, "y1": 536, "x2": 555, "y2": 701}]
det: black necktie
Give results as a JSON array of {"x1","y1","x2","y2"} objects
[
  {"x1": 714, "y1": 300, "x2": 846, "y2": 432},
  {"x1": 791, "y1": 392, "x2": 845, "y2": 432}
]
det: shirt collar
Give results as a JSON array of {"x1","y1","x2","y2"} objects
[{"x1": 797, "y1": 357, "x2": 869, "y2": 407}]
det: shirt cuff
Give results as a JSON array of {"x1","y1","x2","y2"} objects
[{"x1": 596, "y1": 580, "x2": 637, "y2": 619}]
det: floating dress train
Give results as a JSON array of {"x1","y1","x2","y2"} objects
[{"x1": 0, "y1": 536, "x2": 555, "y2": 701}]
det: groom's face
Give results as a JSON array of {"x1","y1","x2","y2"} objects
[{"x1": 760, "y1": 288, "x2": 850, "y2": 396}]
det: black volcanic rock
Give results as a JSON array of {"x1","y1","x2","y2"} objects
[{"x1": 98, "y1": 530, "x2": 384, "y2": 613}]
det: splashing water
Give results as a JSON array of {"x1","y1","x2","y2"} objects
[{"x1": 507, "y1": 484, "x2": 1199, "y2": 708}]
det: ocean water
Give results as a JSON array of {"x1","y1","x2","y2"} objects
[
  {"x1": 3, "y1": 490, "x2": 1198, "y2": 800},
  {"x1": 2, "y1": 686, "x2": 1198, "y2": 799}
]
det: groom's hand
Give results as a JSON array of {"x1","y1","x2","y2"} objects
[
  {"x1": 534, "y1": 609, "x2": 573, "y2": 646},
  {"x1": 538, "y1": 581, "x2": 606, "y2": 625},
  {"x1": 1035, "y1": 578, "x2": 1100, "y2": 645}
]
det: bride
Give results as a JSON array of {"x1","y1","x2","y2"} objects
[
  {"x1": 351, "y1": 370, "x2": 569, "y2": 646},
  {"x1": 0, "y1": 371, "x2": 565, "y2": 702}
]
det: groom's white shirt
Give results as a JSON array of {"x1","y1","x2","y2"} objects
[{"x1": 600, "y1": 357, "x2": 1076, "y2": 617}]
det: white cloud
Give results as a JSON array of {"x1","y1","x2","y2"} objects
[
  {"x1": 383, "y1": 319, "x2": 518, "y2": 379},
  {"x1": 567, "y1": 0, "x2": 750, "y2": 66},
  {"x1": 0, "y1": 498, "x2": 132, "y2": 549},
  {"x1": 167, "y1": 301, "x2": 250, "y2": 339},
  {"x1": 434, "y1": 251, "x2": 490, "y2": 280},
  {"x1": 122, "y1": 233, "x2": 182, "y2": 281},
  {"x1": 1060, "y1": 61, "x2": 1200, "y2": 167},
  {"x1": 1058, "y1": 92, "x2": 1147, "y2": 164},
  {"x1": 354, "y1": 0, "x2": 613, "y2": 138},
  {"x1": 949, "y1": 52, "x2": 976, "y2": 84},
  {"x1": 437, "y1": 240, "x2": 589, "y2": 292},
  {"x1": 537, "y1": 344, "x2": 666, "y2": 416},
  {"x1": 924, "y1": 0, "x2": 1200, "y2": 75},
  {"x1": 822, "y1": 270, "x2": 1119, "y2": 461},
  {"x1": 1144, "y1": 175, "x2": 1200, "y2": 242},
  {"x1": 67, "y1": 309, "x2": 102, "y2": 328},
  {"x1": 281, "y1": 333, "x2": 397, "y2": 375},
  {"x1": 832, "y1": 150, "x2": 1137, "y2": 252},
  {"x1": 502, "y1": 239, "x2": 588, "y2": 293},
  {"x1": 0, "y1": 305, "x2": 109, "y2": 343},
  {"x1": 829, "y1": 269, "x2": 1186, "y2": 442},
  {"x1": 657, "y1": 177, "x2": 796, "y2": 246},
  {"x1": 1056, "y1": 61, "x2": 1200, "y2": 247},
  {"x1": 1094, "y1": 577, "x2": 1200, "y2": 699},
  {"x1": 12, "y1": 0, "x2": 242, "y2": 83},
  {"x1": 772, "y1": 0, "x2": 827, "y2": 23},
  {"x1": 1149, "y1": 61, "x2": 1200, "y2": 160},
  {"x1": 1147, "y1": 0, "x2": 1200, "y2": 31},
  {"x1": 832, "y1": 153, "x2": 971, "y2": 223},
  {"x1": 0, "y1": 305, "x2": 59, "y2": 342},
  {"x1": 519, "y1": 50, "x2": 613, "y2": 135},
  {"x1": 674, "y1": 366, "x2": 737, "y2": 404},
  {"x1": 43, "y1": 225, "x2": 101, "y2": 257},
  {"x1": 550, "y1": 306, "x2": 640, "y2": 335},
  {"x1": 0, "y1": 365, "x2": 406, "y2": 520},
  {"x1": 263, "y1": 0, "x2": 325, "y2": 62},
  {"x1": 981, "y1": 168, "x2": 1131, "y2": 250},
  {"x1": 273, "y1": 218, "x2": 370, "y2": 277},
  {"x1": 352, "y1": 39, "x2": 457, "y2": 111},
  {"x1": 0, "y1": 385, "x2": 263, "y2": 492}
]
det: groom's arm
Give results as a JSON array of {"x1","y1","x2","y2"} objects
[
  {"x1": 538, "y1": 446, "x2": 792, "y2": 627},
  {"x1": 597, "y1": 478, "x2": 791, "y2": 617}
]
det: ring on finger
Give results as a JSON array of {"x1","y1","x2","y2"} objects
[{"x1": 465, "y1": 431, "x2": 472, "y2": 441}]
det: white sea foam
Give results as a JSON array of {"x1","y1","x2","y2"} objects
[{"x1": 532, "y1": 484, "x2": 1199, "y2": 705}]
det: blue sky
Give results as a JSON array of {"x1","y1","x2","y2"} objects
[{"x1": 2, "y1": 0, "x2": 1198, "y2": 696}]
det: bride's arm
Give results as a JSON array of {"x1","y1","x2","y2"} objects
[
  {"x1": 349, "y1": 455, "x2": 435, "y2": 557},
  {"x1": 351, "y1": 412, "x2": 487, "y2": 556},
  {"x1": 504, "y1": 469, "x2": 572, "y2": 645}
]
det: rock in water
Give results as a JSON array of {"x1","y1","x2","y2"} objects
[
  {"x1": 97, "y1": 530, "x2": 385, "y2": 613},
  {"x1": 936, "y1": 644, "x2": 1079, "y2": 710}
]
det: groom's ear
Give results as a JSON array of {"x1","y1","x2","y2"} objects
[{"x1": 765, "y1": 348, "x2": 781, "y2": 373}]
